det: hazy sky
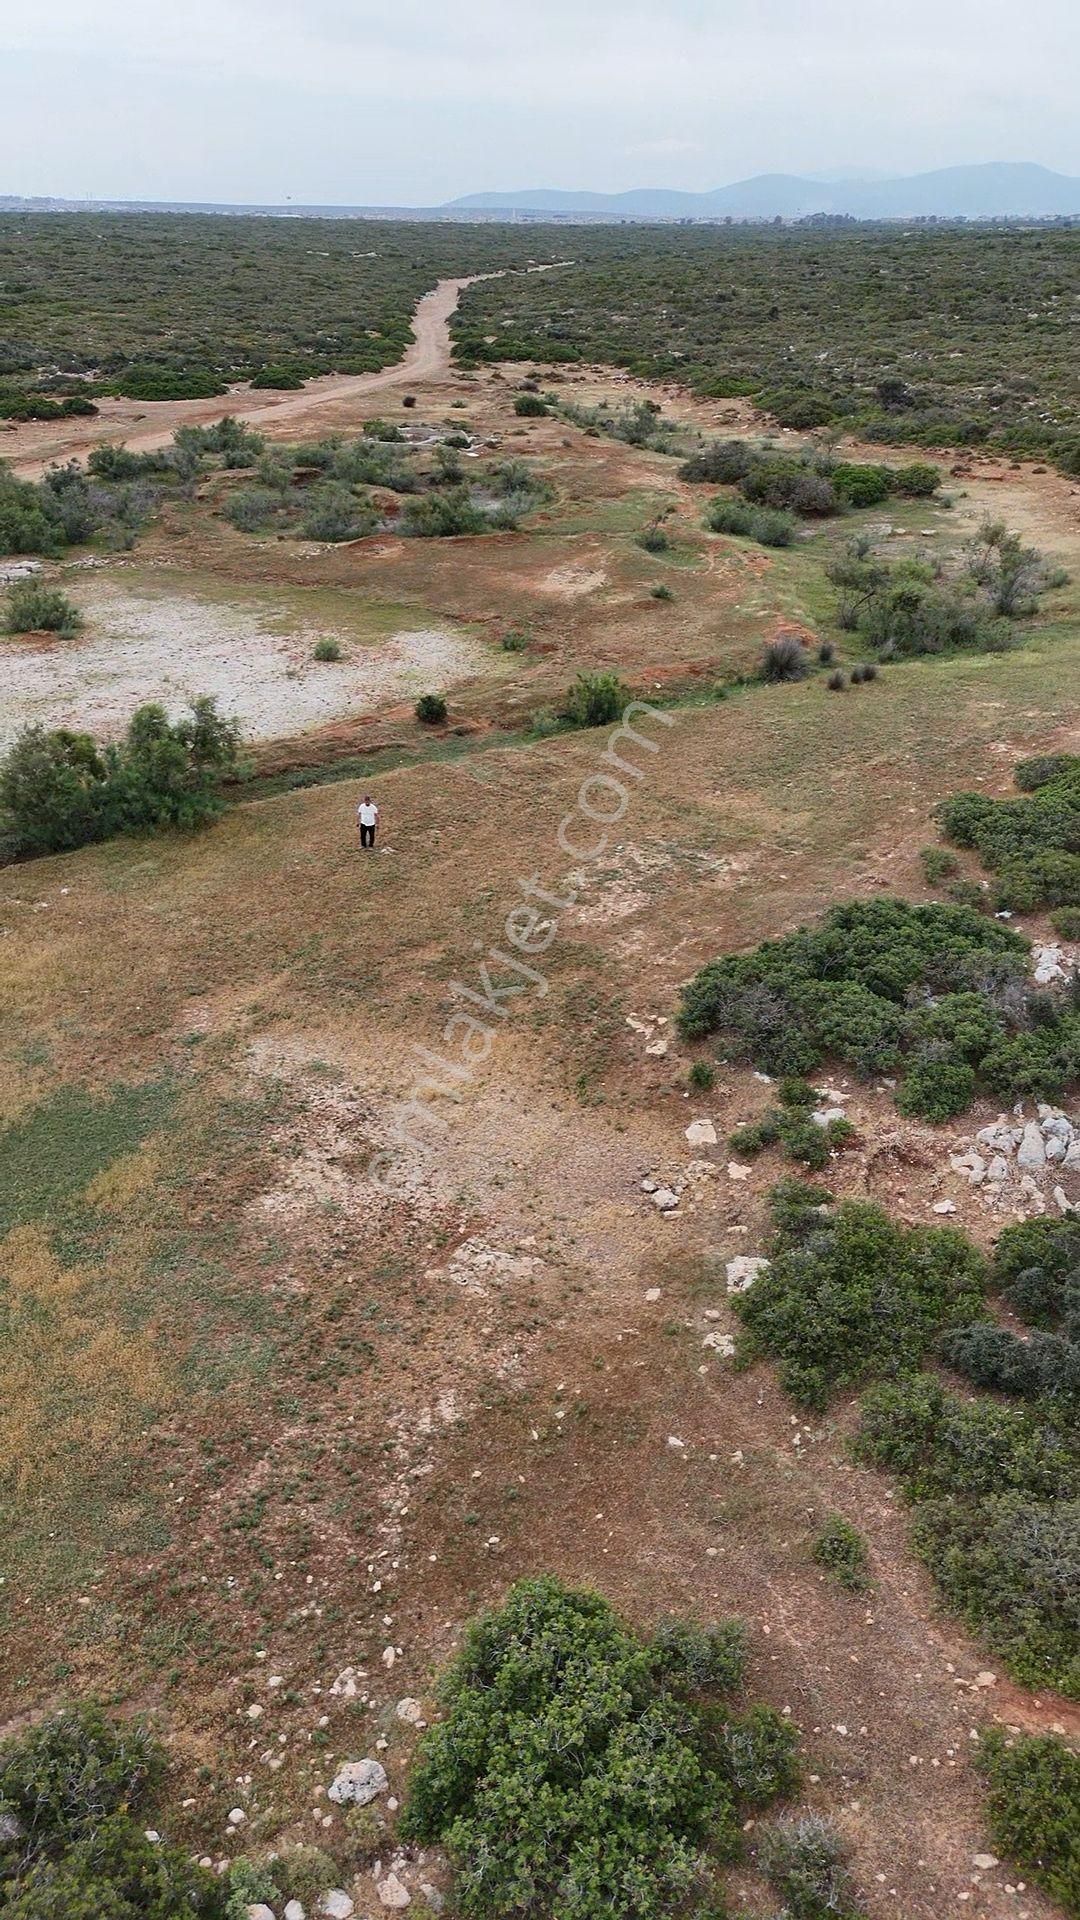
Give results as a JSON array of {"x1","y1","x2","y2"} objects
[{"x1": 6, "y1": 0, "x2": 1080, "y2": 204}]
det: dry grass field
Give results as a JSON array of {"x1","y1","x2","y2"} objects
[{"x1": 2, "y1": 294, "x2": 1079, "y2": 1917}]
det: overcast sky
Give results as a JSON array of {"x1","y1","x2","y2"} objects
[{"x1": 6, "y1": 0, "x2": 1080, "y2": 204}]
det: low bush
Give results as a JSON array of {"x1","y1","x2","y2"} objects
[
  {"x1": 976, "y1": 1730, "x2": 1080, "y2": 1914},
  {"x1": 760, "y1": 1814, "x2": 865, "y2": 1919},
  {"x1": 115, "y1": 364, "x2": 225, "y2": 401},
  {"x1": 651, "y1": 583, "x2": 674, "y2": 600},
  {"x1": 831, "y1": 462, "x2": 892, "y2": 508},
  {"x1": 250, "y1": 365, "x2": 305, "y2": 389},
  {"x1": 561, "y1": 670, "x2": 628, "y2": 729},
  {"x1": 400, "y1": 1577, "x2": 775, "y2": 1920},
  {"x1": 501, "y1": 627, "x2": 529, "y2": 650},
  {"x1": 705, "y1": 497, "x2": 796, "y2": 546},
  {"x1": 679, "y1": 897, "x2": 1080, "y2": 1119},
  {"x1": 827, "y1": 669, "x2": 846, "y2": 691},
  {"x1": 313, "y1": 638, "x2": 343, "y2": 663},
  {"x1": 300, "y1": 485, "x2": 378, "y2": 543},
  {"x1": 688, "y1": 1060, "x2": 715, "y2": 1091},
  {"x1": 3, "y1": 580, "x2": 82, "y2": 636},
  {"x1": 760, "y1": 633, "x2": 810, "y2": 682},
  {"x1": 920, "y1": 845, "x2": 959, "y2": 884},
  {"x1": 415, "y1": 692, "x2": 447, "y2": 724},
  {"x1": 0, "y1": 1705, "x2": 225, "y2": 1918},
  {"x1": 734, "y1": 1190, "x2": 986, "y2": 1410},
  {"x1": 401, "y1": 488, "x2": 488, "y2": 537},
  {"x1": 729, "y1": 1079, "x2": 853, "y2": 1172},
  {"x1": 513, "y1": 392, "x2": 549, "y2": 416},
  {"x1": 679, "y1": 440, "x2": 754, "y2": 485},
  {"x1": 223, "y1": 487, "x2": 279, "y2": 533},
  {"x1": 892, "y1": 462, "x2": 942, "y2": 497},
  {"x1": 812, "y1": 1515, "x2": 871, "y2": 1591},
  {"x1": 717, "y1": 1705, "x2": 800, "y2": 1808},
  {"x1": 0, "y1": 696, "x2": 243, "y2": 859}
]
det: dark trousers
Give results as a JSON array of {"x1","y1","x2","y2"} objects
[{"x1": 359, "y1": 823, "x2": 376, "y2": 848}]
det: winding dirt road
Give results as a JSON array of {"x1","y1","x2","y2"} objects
[{"x1": 4, "y1": 273, "x2": 497, "y2": 480}]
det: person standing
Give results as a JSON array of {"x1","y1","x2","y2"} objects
[{"x1": 357, "y1": 794, "x2": 379, "y2": 849}]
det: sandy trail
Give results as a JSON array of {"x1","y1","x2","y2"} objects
[{"x1": 4, "y1": 273, "x2": 494, "y2": 480}]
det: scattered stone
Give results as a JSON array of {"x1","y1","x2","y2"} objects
[
  {"x1": 972, "y1": 1854, "x2": 1000, "y2": 1872},
  {"x1": 726, "y1": 1255, "x2": 769, "y2": 1294},
  {"x1": 932, "y1": 1200, "x2": 956, "y2": 1215},
  {"x1": 726, "y1": 1162, "x2": 752, "y2": 1181},
  {"x1": 285, "y1": 1904, "x2": 306, "y2": 1920},
  {"x1": 377, "y1": 1874, "x2": 411, "y2": 1909},
  {"x1": 986, "y1": 1156, "x2": 1010, "y2": 1184},
  {"x1": 395, "y1": 1698, "x2": 424, "y2": 1725},
  {"x1": 644, "y1": 1286, "x2": 661, "y2": 1301},
  {"x1": 1017, "y1": 1123, "x2": 1047, "y2": 1170},
  {"x1": 640, "y1": 1176, "x2": 658, "y2": 1193},
  {"x1": 684, "y1": 1119, "x2": 717, "y2": 1147},
  {"x1": 645, "y1": 1037, "x2": 668, "y2": 1056},
  {"x1": 812, "y1": 1107, "x2": 847, "y2": 1128},
  {"x1": 330, "y1": 1667, "x2": 362, "y2": 1699},
  {"x1": 320, "y1": 1896, "x2": 355, "y2": 1920},
  {"x1": 702, "y1": 1330, "x2": 736, "y2": 1358},
  {"x1": 327, "y1": 1759, "x2": 388, "y2": 1808},
  {"x1": 949, "y1": 1150, "x2": 987, "y2": 1184},
  {"x1": 144, "y1": 1829, "x2": 160, "y2": 1844},
  {"x1": 248, "y1": 1907, "x2": 277, "y2": 1920},
  {"x1": 651, "y1": 1187, "x2": 679, "y2": 1211},
  {"x1": 228, "y1": 1808, "x2": 246, "y2": 1826}
]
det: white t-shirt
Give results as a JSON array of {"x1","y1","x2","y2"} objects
[{"x1": 358, "y1": 802, "x2": 378, "y2": 827}]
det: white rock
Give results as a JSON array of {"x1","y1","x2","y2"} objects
[
  {"x1": 726, "y1": 1161, "x2": 752, "y2": 1181},
  {"x1": 1065, "y1": 1139, "x2": 1080, "y2": 1167},
  {"x1": 330, "y1": 1666, "x2": 361, "y2": 1698},
  {"x1": 377, "y1": 1874, "x2": 411, "y2": 1909},
  {"x1": 932, "y1": 1200, "x2": 956, "y2": 1214},
  {"x1": 644, "y1": 1037, "x2": 668, "y2": 1056},
  {"x1": 1054, "y1": 1187, "x2": 1076, "y2": 1214},
  {"x1": 248, "y1": 1907, "x2": 277, "y2": 1920},
  {"x1": 651, "y1": 1187, "x2": 679, "y2": 1211},
  {"x1": 640, "y1": 1176, "x2": 658, "y2": 1193},
  {"x1": 285, "y1": 1905, "x2": 306, "y2": 1920},
  {"x1": 1017, "y1": 1123, "x2": 1047, "y2": 1170},
  {"x1": 395, "y1": 1698, "x2": 424, "y2": 1724},
  {"x1": 228, "y1": 1808, "x2": 247, "y2": 1826},
  {"x1": 644, "y1": 1285, "x2": 661, "y2": 1301},
  {"x1": 684, "y1": 1119, "x2": 717, "y2": 1147},
  {"x1": 812, "y1": 1107, "x2": 847, "y2": 1128},
  {"x1": 726, "y1": 1255, "x2": 769, "y2": 1294},
  {"x1": 986, "y1": 1156, "x2": 1010, "y2": 1183},
  {"x1": 702, "y1": 1330, "x2": 736, "y2": 1357},
  {"x1": 972, "y1": 1854, "x2": 999, "y2": 1871},
  {"x1": 1046, "y1": 1135, "x2": 1067, "y2": 1163},
  {"x1": 1042, "y1": 1114, "x2": 1073, "y2": 1141},
  {"x1": 327, "y1": 1759, "x2": 388, "y2": 1808},
  {"x1": 320, "y1": 1896, "x2": 355, "y2": 1920}
]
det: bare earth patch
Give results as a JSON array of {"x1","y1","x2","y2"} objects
[{"x1": 0, "y1": 577, "x2": 484, "y2": 746}]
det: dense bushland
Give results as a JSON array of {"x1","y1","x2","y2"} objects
[
  {"x1": 678, "y1": 897, "x2": 1080, "y2": 1121},
  {"x1": 454, "y1": 223, "x2": 1080, "y2": 474},
  {"x1": 401, "y1": 1576, "x2": 812, "y2": 1920},
  {"x1": 938, "y1": 751, "x2": 1080, "y2": 914},
  {"x1": 0, "y1": 697, "x2": 244, "y2": 859},
  {"x1": 825, "y1": 520, "x2": 1063, "y2": 659}
]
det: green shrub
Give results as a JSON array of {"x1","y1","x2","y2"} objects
[
  {"x1": 831, "y1": 462, "x2": 892, "y2": 508},
  {"x1": 976, "y1": 1730, "x2": 1080, "y2": 1914},
  {"x1": 920, "y1": 845, "x2": 959, "y2": 884},
  {"x1": 0, "y1": 697, "x2": 243, "y2": 858},
  {"x1": 561, "y1": 670, "x2": 628, "y2": 729},
  {"x1": 415, "y1": 692, "x2": 448, "y2": 724},
  {"x1": 300, "y1": 485, "x2": 377, "y2": 542},
  {"x1": 400, "y1": 1577, "x2": 752, "y2": 1920},
  {"x1": 827, "y1": 670, "x2": 846, "y2": 691},
  {"x1": 513, "y1": 392, "x2": 549, "y2": 416},
  {"x1": 1052, "y1": 906, "x2": 1080, "y2": 939},
  {"x1": 501, "y1": 628, "x2": 529, "y2": 650},
  {"x1": 735, "y1": 1191, "x2": 986, "y2": 1411},
  {"x1": 3, "y1": 580, "x2": 82, "y2": 636},
  {"x1": 705, "y1": 497, "x2": 795, "y2": 546},
  {"x1": 223, "y1": 486, "x2": 279, "y2": 533},
  {"x1": 2, "y1": 1816, "x2": 226, "y2": 1919},
  {"x1": 651, "y1": 583, "x2": 674, "y2": 600},
  {"x1": 729, "y1": 1080, "x2": 853, "y2": 1172},
  {"x1": 679, "y1": 441, "x2": 753, "y2": 485},
  {"x1": 760, "y1": 1815, "x2": 864, "y2": 1919},
  {"x1": 892, "y1": 462, "x2": 942, "y2": 497},
  {"x1": 689, "y1": 1061, "x2": 715, "y2": 1091},
  {"x1": 938, "y1": 754, "x2": 1080, "y2": 915},
  {"x1": 313, "y1": 638, "x2": 343, "y2": 662},
  {"x1": 250, "y1": 365, "x2": 304, "y2": 389},
  {"x1": 636, "y1": 524, "x2": 670, "y2": 553},
  {"x1": 650, "y1": 1616, "x2": 747, "y2": 1694},
  {"x1": 716, "y1": 1705, "x2": 800, "y2": 1808},
  {"x1": 812, "y1": 1516, "x2": 871, "y2": 1591},
  {"x1": 677, "y1": 896, "x2": 1060, "y2": 1121},
  {"x1": 401, "y1": 488, "x2": 488, "y2": 537}
]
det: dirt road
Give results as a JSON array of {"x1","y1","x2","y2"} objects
[{"x1": 3, "y1": 273, "x2": 492, "y2": 480}]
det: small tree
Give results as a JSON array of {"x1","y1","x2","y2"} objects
[
  {"x1": 415, "y1": 692, "x2": 447, "y2": 724},
  {"x1": 562, "y1": 670, "x2": 628, "y2": 728}
]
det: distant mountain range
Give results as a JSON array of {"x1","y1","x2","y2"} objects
[{"x1": 447, "y1": 162, "x2": 1080, "y2": 220}]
